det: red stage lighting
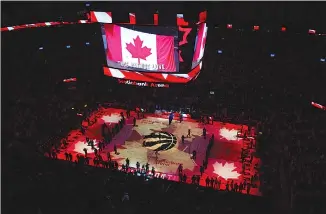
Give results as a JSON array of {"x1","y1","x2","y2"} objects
[
  {"x1": 177, "y1": 14, "x2": 189, "y2": 26},
  {"x1": 63, "y1": 77, "x2": 77, "y2": 83},
  {"x1": 227, "y1": 24, "x2": 232, "y2": 29},
  {"x1": 129, "y1": 13, "x2": 136, "y2": 24},
  {"x1": 199, "y1": 11, "x2": 207, "y2": 23},
  {"x1": 308, "y1": 29, "x2": 316, "y2": 34},
  {"x1": 153, "y1": 13, "x2": 159, "y2": 25},
  {"x1": 281, "y1": 26, "x2": 286, "y2": 32},
  {"x1": 253, "y1": 25, "x2": 259, "y2": 31},
  {"x1": 312, "y1": 102, "x2": 326, "y2": 110}
]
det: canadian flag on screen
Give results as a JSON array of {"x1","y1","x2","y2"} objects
[{"x1": 104, "y1": 24, "x2": 176, "y2": 72}]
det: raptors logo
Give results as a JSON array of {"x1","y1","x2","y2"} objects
[{"x1": 142, "y1": 132, "x2": 177, "y2": 151}]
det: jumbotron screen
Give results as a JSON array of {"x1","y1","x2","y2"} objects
[
  {"x1": 101, "y1": 22, "x2": 207, "y2": 84},
  {"x1": 101, "y1": 24, "x2": 179, "y2": 72}
]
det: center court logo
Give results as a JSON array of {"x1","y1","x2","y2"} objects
[{"x1": 142, "y1": 131, "x2": 177, "y2": 152}]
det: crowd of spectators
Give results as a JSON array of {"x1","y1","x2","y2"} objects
[
  {"x1": 3, "y1": 62, "x2": 272, "y2": 214},
  {"x1": 3, "y1": 10, "x2": 326, "y2": 214}
]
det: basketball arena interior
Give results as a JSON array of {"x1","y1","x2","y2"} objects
[{"x1": 2, "y1": 2, "x2": 326, "y2": 214}]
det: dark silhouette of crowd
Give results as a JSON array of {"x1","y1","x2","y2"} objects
[{"x1": 2, "y1": 3, "x2": 326, "y2": 214}]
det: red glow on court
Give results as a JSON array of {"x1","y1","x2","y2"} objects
[{"x1": 47, "y1": 108, "x2": 261, "y2": 196}]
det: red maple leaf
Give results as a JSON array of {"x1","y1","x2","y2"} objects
[{"x1": 126, "y1": 36, "x2": 152, "y2": 64}]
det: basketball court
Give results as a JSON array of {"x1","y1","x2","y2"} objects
[{"x1": 52, "y1": 107, "x2": 261, "y2": 196}]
